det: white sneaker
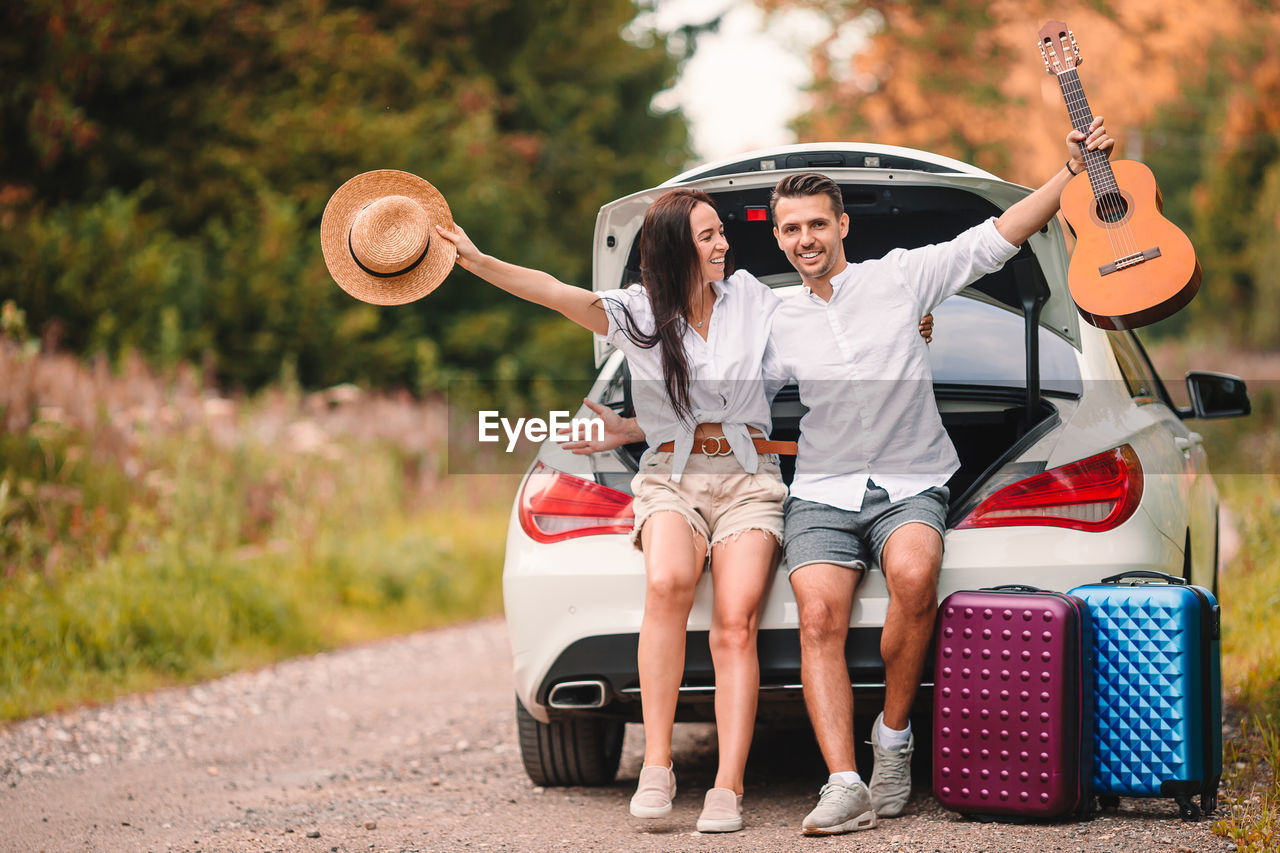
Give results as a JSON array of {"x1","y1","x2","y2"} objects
[
  {"x1": 801, "y1": 780, "x2": 877, "y2": 835},
  {"x1": 869, "y1": 712, "x2": 914, "y2": 817}
]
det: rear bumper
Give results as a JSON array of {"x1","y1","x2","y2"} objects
[{"x1": 534, "y1": 627, "x2": 908, "y2": 723}]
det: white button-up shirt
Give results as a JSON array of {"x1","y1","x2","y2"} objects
[
  {"x1": 764, "y1": 218, "x2": 1020, "y2": 511},
  {"x1": 597, "y1": 270, "x2": 780, "y2": 481}
]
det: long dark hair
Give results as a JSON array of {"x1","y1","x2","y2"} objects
[{"x1": 607, "y1": 189, "x2": 724, "y2": 423}]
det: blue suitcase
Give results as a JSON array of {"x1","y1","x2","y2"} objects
[{"x1": 1069, "y1": 570, "x2": 1222, "y2": 821}]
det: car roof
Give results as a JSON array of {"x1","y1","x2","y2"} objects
[{"x1": 664, "y1": 142, "x2": 1001, "y2": 184}]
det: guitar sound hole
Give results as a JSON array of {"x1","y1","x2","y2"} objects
[{"x1": 1094, "y1": 192, "x2": 1129, "y2": 224}]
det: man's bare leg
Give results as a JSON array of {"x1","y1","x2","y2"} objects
[
  {"x1": 879, "y1": 522, "x2": 944, "y2": 729},
  {"x1": 868, "y1": 521, "x2": 943, "y2": 818}
]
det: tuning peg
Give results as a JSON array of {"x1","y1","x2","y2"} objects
[
  {"x1": 1039, "y1": 42, "x2": 1052, "y2": 73},
  {"x1": 1069, "y1": 30, "x2": 1082, "y2": 64}
]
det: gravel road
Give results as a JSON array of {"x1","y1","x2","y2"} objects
[{"x1": 0, "y1": 617, "x2": 1234, "y2": 852}]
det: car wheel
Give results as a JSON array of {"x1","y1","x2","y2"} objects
[{"x1": 515, "y1": 695, "x2": 623, "y2": 787}]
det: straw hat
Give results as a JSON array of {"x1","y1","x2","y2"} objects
[{"x1": 320, "y1": 170, "x2": 457, "y2": 305}]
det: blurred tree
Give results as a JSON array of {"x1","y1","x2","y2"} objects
[
  {"x1": 1167, "y1": 34, "x2": 1280, "y2": 349},
  {"x1": 0, "y1": 0, "x2": 689, "y2": 390},
  {"x1": 761, "y1": 0, "x2": 1280, "y2": 344},
  {"x1": 759, "y1": 0, "x2": 1260, "y2": 183}
]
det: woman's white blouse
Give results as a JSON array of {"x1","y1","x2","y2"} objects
[{"x1": 595, "y1": 270, "x2": 780, "y2": 482}]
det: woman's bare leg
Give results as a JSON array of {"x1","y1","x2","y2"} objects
[
  {"x1": 638, "y1": 511, "x2": 708, "y2": 768},
  {"x1": 707, "y1": 530, "x2": 779, "y2": 793}
]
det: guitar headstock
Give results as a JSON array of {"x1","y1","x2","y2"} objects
[{"x1": 1038, "y1": 20, "x2": 1082, "y2": 75}]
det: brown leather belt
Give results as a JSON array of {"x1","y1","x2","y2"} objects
[{"x1": 655, "y1": 436, "x2": 798, "y2": 456}]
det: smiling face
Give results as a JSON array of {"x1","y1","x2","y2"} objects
[
  {"x1": 688, "y1": 201, "x2": 728, "y2": 285},
  {"x1": 772, "y1": 193, "x2": 849, "y2": 289}
]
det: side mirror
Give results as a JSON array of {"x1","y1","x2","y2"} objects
[{"x1": 1180, "y1": 371, "x2": 1250, "y2": 419}]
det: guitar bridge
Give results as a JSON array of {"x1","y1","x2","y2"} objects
[{"x1": 1099, "y1": 247, "x2": 1162, "y2": 276}]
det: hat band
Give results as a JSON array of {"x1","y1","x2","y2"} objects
[{"x1": 348, "y1": 232, "x2": 432, "y2": 279}]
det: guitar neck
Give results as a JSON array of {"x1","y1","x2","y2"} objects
[{"x1": 1057, "y1": 68, "x2": 1117, "y2": 195}]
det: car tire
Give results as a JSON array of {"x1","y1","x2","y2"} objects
[{"x1": 515, "y1": 696, "x2": 623, "y2": 787}]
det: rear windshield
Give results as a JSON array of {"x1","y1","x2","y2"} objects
[
  {"x1": 929, "y1": 295, "x2": 1081, "y2": 396},
  {"x1": 623, "y1": 184, "x2": 1006, "y2": 281}
]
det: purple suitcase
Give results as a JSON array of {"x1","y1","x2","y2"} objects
[{"x1": 932, "y1": 585, "x2": 1095, "y2": 820}]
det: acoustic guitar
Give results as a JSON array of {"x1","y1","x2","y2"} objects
[{"x1": 1039, "y1": 21, "x2": 1201, "y2": 330}]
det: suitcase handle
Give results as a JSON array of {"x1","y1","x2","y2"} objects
[
  {"x1": 1100, "y1": 569, "x2": 1187, "y2": 585},
  {"x1": 985, "y1": 584, "x2": 1044, "y2": 592}
]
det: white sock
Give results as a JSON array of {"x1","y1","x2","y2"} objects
[
  {"x1": 877, "y1": 717, "x2": 911, "y2": 750},
  {"x1": 829, "y1": 770, "x2": 862, "y2": 786}
]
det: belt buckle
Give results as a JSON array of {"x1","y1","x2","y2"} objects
[{"x1": 700, "y1": 435, "x2": 732, "y2": 456}]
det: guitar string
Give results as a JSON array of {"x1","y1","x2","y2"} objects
[
  {"x1": 1063, "y1": 71, "x2": 1133, "y2": 255},
  {"x1": 1060, "y1": 69, "x2": 1139, "y2": 264},
  {"x1": 1061, "y1": 78, "x2": 1130, "y2": 261},
  {"x1": 1056, "y1": 64, "x2": 1125, "y2": 254},
  {"x1": 1060, "y1": 68, "x2": 1127, "y2": 244},
  {"x1": 1060, "y1": 92, "x2": 1130, "y2": 265}
]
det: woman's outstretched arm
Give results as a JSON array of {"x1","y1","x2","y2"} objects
[{"x1": 436, "y1": 223, "x2": 609, "y2": 335}]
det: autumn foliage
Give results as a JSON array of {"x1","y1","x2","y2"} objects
[{"x1": 764, "y1": 0, "x2": 1280, "y2": 346}]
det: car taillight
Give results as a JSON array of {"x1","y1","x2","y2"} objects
[
  {"x1": 956, "y1": 444, "x2": 1143, "y2": 532},
  {"x1": 518, "y1": 462, "x2": 635, "y2": 543}
]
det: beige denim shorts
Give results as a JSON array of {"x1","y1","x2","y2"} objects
[{"x1": 629, "y1": 450, "x2": 786, "y2": 554}]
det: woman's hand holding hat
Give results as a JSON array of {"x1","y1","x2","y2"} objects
[{"x1": 434, "y1": 223, "x2": 484, "y2": 273}]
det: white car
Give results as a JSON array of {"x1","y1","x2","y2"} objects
[{"x1": 501, "y1": 143, "x2": 1251, "y2": 786}]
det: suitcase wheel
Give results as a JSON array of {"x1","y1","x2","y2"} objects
[
  {"x1": 1175, "y1": 795, "x2": 1202, "y2": 822},
  {"x1": 1098, "y1": 794, "x2": 1120, "y2": 810},
  {"x1": 1201, "y1": 789, "x2": 1218, "y2": 816}
]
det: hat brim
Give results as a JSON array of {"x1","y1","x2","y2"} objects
[{"x1": 320, "y1": 170, "x2": 457, "y2": 306}]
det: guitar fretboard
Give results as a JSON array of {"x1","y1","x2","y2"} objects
[{"x1": 1058, "y1": 68, "x2": 1118, "y2": 197}]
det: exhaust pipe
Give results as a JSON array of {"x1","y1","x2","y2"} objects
[{"x1": 547, "y1": 680, "x2": 608, "y2": 710}]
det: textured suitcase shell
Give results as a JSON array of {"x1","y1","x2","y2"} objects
[
  {"x1": 932, "y1": 588, "x2": 1094, "y2": 819},
  {"x1": 1069, "y1": 575, "x2": 1222, "y2": 820}
]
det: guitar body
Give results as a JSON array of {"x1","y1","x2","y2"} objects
[{"x1": 1060, "y1": 160, "x2": 1201, "y2": 330}]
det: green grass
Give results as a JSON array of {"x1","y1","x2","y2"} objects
[
  {"x1": 1209, "y1": 472, "x2": 1280, "y2": 849},
  {"x1": 0, "y1": 473, "x2": 515, "y2": 721},
  {"x1": 1214, "y1": 714, "x2": 1279, "y2": 852},
  {"x1": 1217, "y1": 476, "x2": 1280, "y2": 712},
  {"x1": 0, "y1": 341, "x2": 519, "y2": 721}
]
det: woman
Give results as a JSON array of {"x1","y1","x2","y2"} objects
[{"x1": 437, "y1": 189, "x2": 784, "y2": 833}]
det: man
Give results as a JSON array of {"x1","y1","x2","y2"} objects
[
  {"x1": 764, "y1": 116, "x2": 1112, "y2": 835},
  {"x1": 567, "y1": 117, "x2": 1113, "y2": 835}
]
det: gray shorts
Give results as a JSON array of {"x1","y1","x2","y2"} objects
[{"x1": 783, "y1": 481, "x2": 949, "y2": 576}]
